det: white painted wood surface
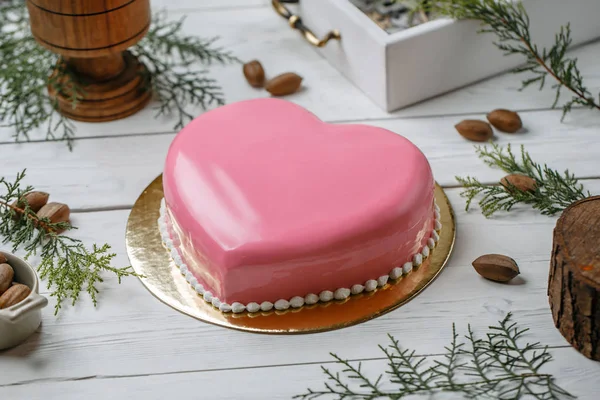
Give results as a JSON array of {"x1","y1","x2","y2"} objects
[{"x1": 1, "y1": 1, "x2": 600, "y2": 398}]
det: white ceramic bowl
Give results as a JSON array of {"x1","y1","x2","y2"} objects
[{"x1": 0, "y1": 251, "x2": 48, "y2": 350}]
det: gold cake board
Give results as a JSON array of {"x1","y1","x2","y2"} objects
[{"x1": 126, "y1": 175, "x2": 456, "y2": 334}]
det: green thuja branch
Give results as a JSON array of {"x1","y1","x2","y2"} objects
[
  {"x1": 390, "y1": 1, "x2": 433, "y2": 25},
  {"x1": 131, "y1": 11, "x2": 240, "y2": 131},
  {"x1": 433, "y1": 0, "x2": 600, "y2": 120},
  {"x1": 0, "y1": 2, "x2": 238, "y2": 149},
  {"x1": 430, "y1": 324, "x2": 466, "y2": 393},
  {"x1": 0, "y1": 170, "x2": 142, "y2": 314},
  {"x1": 0, "y1": 1, "x2": 76, "y2": 147},
  {"x1": 295, "y1": 313, "x2": 575, "y2": 399},
  {"x1": 455, "y1": 143, "x2": 590, "y2": 217}
]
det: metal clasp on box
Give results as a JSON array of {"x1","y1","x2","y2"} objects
[{"x1": 272, "y1": 0, "x2": 341, "y2": 48}]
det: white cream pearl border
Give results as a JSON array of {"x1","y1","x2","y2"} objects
[{"x1": 158, "y1": 198, "x2": 442, "y2": 314}]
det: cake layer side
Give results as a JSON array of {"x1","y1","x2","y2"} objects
[
  {"x1": 159, "y1": 199, "x2": 442, "y2": 313},
  {"x1": 220, "y1": 193, "x2": 436, "y2": 304},
  {"x1": 164, "y1": 187, "x2": 435, "y2": 304}
]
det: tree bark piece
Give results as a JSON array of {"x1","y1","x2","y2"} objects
[{"x1": 549, "y1": 195, "x2": 600, "y2": 361}]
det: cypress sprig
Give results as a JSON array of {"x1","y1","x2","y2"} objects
[
  {"x1": 0, "y1": 170, "x2": 142, "y2": 315},
  {"x1": 0, "y1": 1, "x2": 76, "y2": 147},
  {"x1": 388, "y1": 0, "x2": 599, "y2": 119},
  {"x1": 295, "y1": 313, "x2": 575, "y2": 399},
  {"x1": 131, "y1": 11, "x2": 240, "y2": 131},
  {"x1": 433, "y1": 0, "x2": 600, "y2": 120},
  {"x1": 455, "y1": 143, "x2": 590, "y2": 217}
]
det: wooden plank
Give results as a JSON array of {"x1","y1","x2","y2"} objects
[
  {"x1": 367, "y1": 107, "x2": 600, "y2": 184},
  {"x1": 1, "y1": 181, "x2": 598, "y2": 385},
  {"x1": 1, "y1": 8, "x2": 599, "y2": 144},
  {"x1": 1, "y1": 108, "x2": 598, "y2": 211},
  {"x1": 1, "y1": 346, "x2": 598, "y2": 399}
]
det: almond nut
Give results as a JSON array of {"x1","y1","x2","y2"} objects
[
  {"x1": 265, "y1": 73, "x2": 303, "y2": 96},
  {"x1": 0, "y1": 283, "x2": 31, "y2": 309},
  {"x1": 455, "y1": 120, "x2": 494, "y2": 142},
  {"x1": 37, "y1": 202, "x2": 70, "y2": 232},
  {"x1": 0, "y1": 263, "x2": 14, "y2": 296},
  {"x1": 0, "y1": 253, "x2": 6, "y2": 264},
  {"x1": 12, "y1": 191, "x2": 49, "y2": 213},
  {"x1": 472, "y1": 254, "x2": 520, "y2": 282},
  {"x1": 487, "y1": 109, "x2": 522, "y2": 133},
  {"x1": 500, "y1": 174, "x2": 537, "y2": 193},
  {"x1": 243, "y1": 60, "x2": 266, "y2": 88}
]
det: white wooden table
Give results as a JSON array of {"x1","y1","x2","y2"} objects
[{"x1": 2, "y1": 1, "x2": 600, "y2": 398}]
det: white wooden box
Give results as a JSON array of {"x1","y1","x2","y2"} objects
[{"x1": 298, "y1": 0, "x2": 600, "y2": 112}]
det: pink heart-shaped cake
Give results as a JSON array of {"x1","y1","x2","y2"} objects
[{"x1": 160, "y1": 98, "x2": 440, "y2": 313}]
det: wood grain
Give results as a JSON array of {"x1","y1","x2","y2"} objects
[
  {"x1": 549, "y1": 196, "x2": 600, "y2": 360},
  {"x1": 27, "y1": 0, "x2": 150, "y2": 57},
  {"x1": 68, "y1": 54, "x2": 126, "y2": 82},
  {"x1": 49, "y1": 53, "x2": 152, "y2": 122},
  {"x1": 30, "y1": 0, "x2": 134, "y2": 15},
  {"x1": 26, "y1": 0, "x2": 152, "y2": 122}
]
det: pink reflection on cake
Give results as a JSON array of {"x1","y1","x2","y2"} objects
[{"x1": 162, "y1": 98, "x2": 435, "y2": 305}]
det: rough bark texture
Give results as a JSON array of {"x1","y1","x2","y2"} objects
[{"x1": 549, "y1": 196, "x2": 600, "y2": 361}]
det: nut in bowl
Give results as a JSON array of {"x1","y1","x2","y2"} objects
[{"x1": 0, "y1": 251, "x2": 48, "y2": 350}]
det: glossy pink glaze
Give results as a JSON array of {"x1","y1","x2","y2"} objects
[{"x1": 163, "y1": 99, "x2": 435, "y2": 304}]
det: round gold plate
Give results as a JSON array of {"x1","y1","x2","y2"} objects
[{"x1": 126, "y1": 175, "x2": 456, "y2": 334}]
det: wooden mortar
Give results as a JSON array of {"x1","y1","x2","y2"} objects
[
  {"x1": 549, "y1": 195, "x2": 600, "y2": 361},
  {"x1": 26, "y1": 0, "x2": 152, "y2": 122}
]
